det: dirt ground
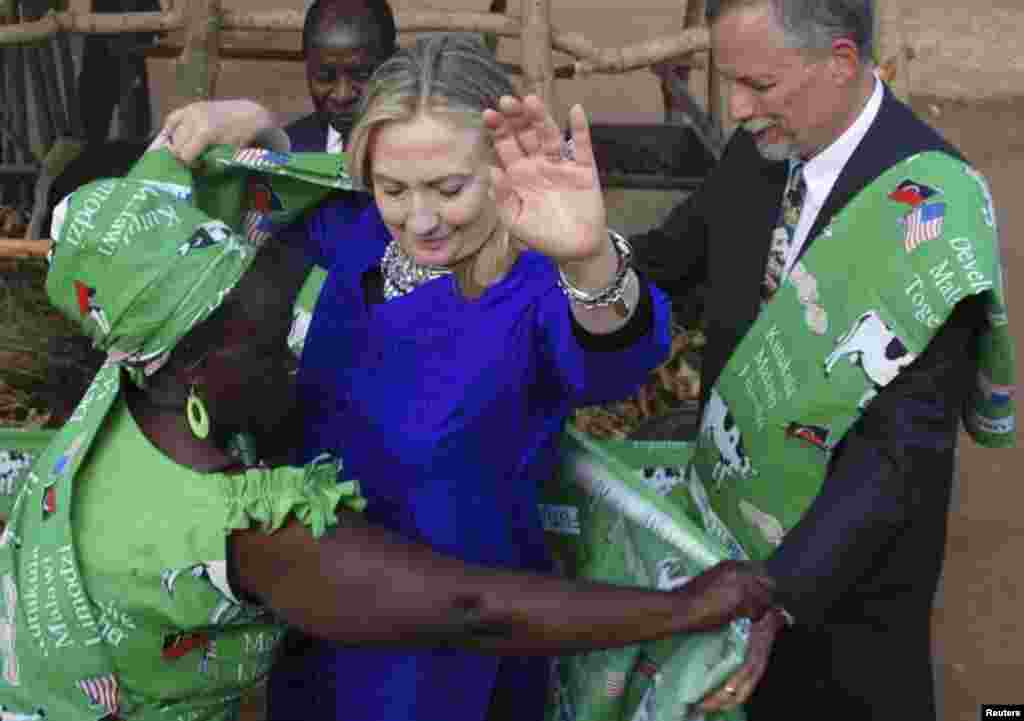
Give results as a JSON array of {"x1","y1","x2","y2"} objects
[
  {"x1": 143, "y1": 3, "x2": 1024, "y2": 719},
  {"x1": 915, "y1": 94, "x2": 1024, "y2": 721}
]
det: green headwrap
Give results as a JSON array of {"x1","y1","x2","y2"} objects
[{"x1": 47, "y1": 146, "x2": 347, "y2": 379}]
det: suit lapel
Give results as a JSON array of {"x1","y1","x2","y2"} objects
[{"x1": 803, "y1": 86, "x2": 947, "y2": 253}]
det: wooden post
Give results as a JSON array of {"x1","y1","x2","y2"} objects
[
  {"x1": 0, "y1": 239, "x2": 51, "y2": 259},
  {"x1": 683, "y1": 0, "x2": 707, "y2": 114},
  {"x1": 175, "y1": 0, "x2": 221, "y2": 101},
  {"x1": 519, "y1": 0, "x2": 554, "y2": 109},
  {"x1": 483, "y1": 0, "x2": 507, "y2": 57},
  {"x1": 874, "y1": 0, "x2": 911, "y2": 102},
  {"x1": 704, "y1": 4, "x2": 740, "y2": 143}
]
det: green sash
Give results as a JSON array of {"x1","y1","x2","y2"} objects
[{"x1": 687, "y1": 150, "x2": 1015, "y2": 562}]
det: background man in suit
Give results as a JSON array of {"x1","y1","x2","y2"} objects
[
  {"x1": 630, "y1": 0, "x2": 994, "y2": 717},
  {"x1": 286, "y1": 0, "x2": 398, "y2": 153}
]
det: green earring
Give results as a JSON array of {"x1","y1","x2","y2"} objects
[{"x1": 186, "y1": 386, "x2": 211, "y2": 440}]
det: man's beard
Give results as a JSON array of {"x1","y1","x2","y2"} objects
[{"x1": 743, "y1": 118, "x2": 797, "y2": 162}]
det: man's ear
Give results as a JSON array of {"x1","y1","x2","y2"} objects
[{"x1": 828, "y1": 37, "x2": 862, "y2": 86}]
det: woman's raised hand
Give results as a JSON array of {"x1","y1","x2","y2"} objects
[
  {"x1": 483, "y1": 95, "x2": 608, "y2": 264},
  {"x1": 153, "y1": 100, "x2": 289, "y2": 166}
]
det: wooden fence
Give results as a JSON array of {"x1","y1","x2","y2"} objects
[{"x1": 0, "y1": 0, "x2": 912, "y2": 258}]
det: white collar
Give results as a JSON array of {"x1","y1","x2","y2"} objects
[
  {"x1": 800, "y1": 76, "x2": 883, "y2": 209},
  {"x1": 327, "y1": 124, "x2": 345, "y2": 154}
]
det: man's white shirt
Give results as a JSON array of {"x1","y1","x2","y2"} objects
[
  {"x1": 783, "y1": 76, "x2": 884, "y2": 281},
  {"x1": 327, "y1": 125, "x2": 345, "y2": 154}
]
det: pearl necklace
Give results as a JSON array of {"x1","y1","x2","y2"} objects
[{"x1": 380, "y1": 240, "x2": 452, "y2": 300}]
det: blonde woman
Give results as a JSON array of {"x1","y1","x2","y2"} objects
[{"x1": 159, "y1": 34, "x2": 769, "y2": 721}]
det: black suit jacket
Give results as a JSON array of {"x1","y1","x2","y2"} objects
[
  {"x1": 631, "y1": 85, "x2": 984, "y2": 717},
  {"x1": 285, "y1": 113, "x2": 330, "y2": 153}
]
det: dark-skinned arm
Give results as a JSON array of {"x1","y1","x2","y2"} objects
[{"x1": 230, "y1": 508, "x2": 773, "y2": 655}]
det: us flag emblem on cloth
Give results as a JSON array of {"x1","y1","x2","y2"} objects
[
  {"x1": 902, "y1": 201, "x2": 946, "y2": 252},
  {"x1": 605, "y1": 670, "x2": 627, "y2": 697},
  {"x1": 78, "y1": 673, "x2": 120, "y2": 715},
  {"x1": 233, "y1": 148, "x2": 291, "y2": 169},
  {"x1": 242, "y1": 211, "x2": 274, "y2": 246}
]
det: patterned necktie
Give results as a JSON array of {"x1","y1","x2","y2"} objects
[{"x1": 761, "y1": 160, "x2": 807, "y2": 301}]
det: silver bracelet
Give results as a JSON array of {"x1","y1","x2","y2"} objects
[{"x1": 558, "y1": 229, "x2": 633, "y2": 308}]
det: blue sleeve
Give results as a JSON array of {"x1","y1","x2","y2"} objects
[
  {"x1": 536, "y1": 267, "x2": 672, "y2": 408},
  {"x1": 276, "y1": 191, "x2": 383, "y2": 269}
]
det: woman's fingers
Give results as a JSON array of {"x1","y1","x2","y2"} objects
[
  {"x1": 487, "y1": 94, "x2": 574, "y2": 169},
  {"x1": 486, "y1": 95, "x2": 529, "y2": 169},
  {"x1": 567, "y1": 103, "x2": 596, "y2": 169},
  {"x1": 488, "y1": 165, "x2": 520, "y2": 229},
  {"x1": 525, "y1": 94, "x2": 563, "y2": 162}
]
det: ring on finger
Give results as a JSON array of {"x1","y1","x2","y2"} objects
[
  {"x1": 723, "y1": 685, "x2": 737, "y2": 696},
  {"x1": 559, "y1": 137, "x2": 576, "y2": 161}
]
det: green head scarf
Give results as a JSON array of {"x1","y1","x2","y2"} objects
[{"x1": 46, "y1": 146, "x2": 348, "y2": 379}]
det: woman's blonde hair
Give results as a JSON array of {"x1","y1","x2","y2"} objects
[
  {"x1": 347, "y1": 33, "x2": 521, "y2": 294},
  {"x1": 348, "y1": 33, "x2": 517, "y2": 187}
]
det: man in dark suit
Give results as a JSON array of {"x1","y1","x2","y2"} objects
[
  {"x1": 630, "y1": 1, "x2": 991, "y2": 717},
  {"x1": 286, "y1": 0, "x2": 398, "y2": 153}
]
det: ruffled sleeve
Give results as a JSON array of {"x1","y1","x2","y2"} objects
[{"x1": 222, "y1": 454, "x2": 366, "y2": 539}]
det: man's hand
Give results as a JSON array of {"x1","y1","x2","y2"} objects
[
  {"x1": 697, "y1": 606, "x2": 788, "y2": 713},
  {"x1": 675, "y1": 560, "x2": 775, "y2": 631}
]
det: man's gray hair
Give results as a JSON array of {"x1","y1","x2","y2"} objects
[
  {"x1": 346, "y1": 33, "x2": 517, "y2": 187},
  {"x1": 705, "y1": 0, "x2": 875, "y2": 60}
]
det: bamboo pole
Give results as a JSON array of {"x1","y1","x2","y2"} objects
[
  {"x1": 0, "y1": 11, "x2": 183, "y2": 45},
  {"x1": 875, "y1": 1, "x2": 912, "y2": 102},
  {"x1": 175, "y1": 0, "x2": 221, "y2": 101},
  {"x1": 141, "y1": 41, "x2": 583, "y2": 78},
  {"x1": 683, "y1": 0, "x2": 709, "y2": 118},
  {"x1": 220, "y1": 8, "x2": 523, "y2": 37},
  {"x1": 519, "y1": 0, "x2": 555, "y2": 107},
  {"x1": 571, "y1": 26, "x2": 708, "y2": 76}
]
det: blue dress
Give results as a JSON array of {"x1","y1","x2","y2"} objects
[{"x1": 270, "y1": 194, "x2": 672, "y2": 721}]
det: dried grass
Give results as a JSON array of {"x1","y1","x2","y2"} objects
[
  {"x1": 0, "y1": 207, "x2": 93, "y2": 428},
  {"x1": 571, "y1": 324, "x2": 703, "y2": 439}
]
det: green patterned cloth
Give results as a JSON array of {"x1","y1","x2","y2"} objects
[
  {"x1": 544, "y1": 151, "x2": 1014, "y2": 721},
  {"x1": 689, "y1": 151, "x2": 1014, "y2": 562},
  {"x1": 544, "y1": 429, "x2": 745, "y2": 721},
  {"x1": 0, "y1": 145, "x2": 360, "y2": 719}
]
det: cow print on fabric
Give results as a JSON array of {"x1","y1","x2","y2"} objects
[{"x1": 0, "y1": 450, "x2": 35, "y2": 496}]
